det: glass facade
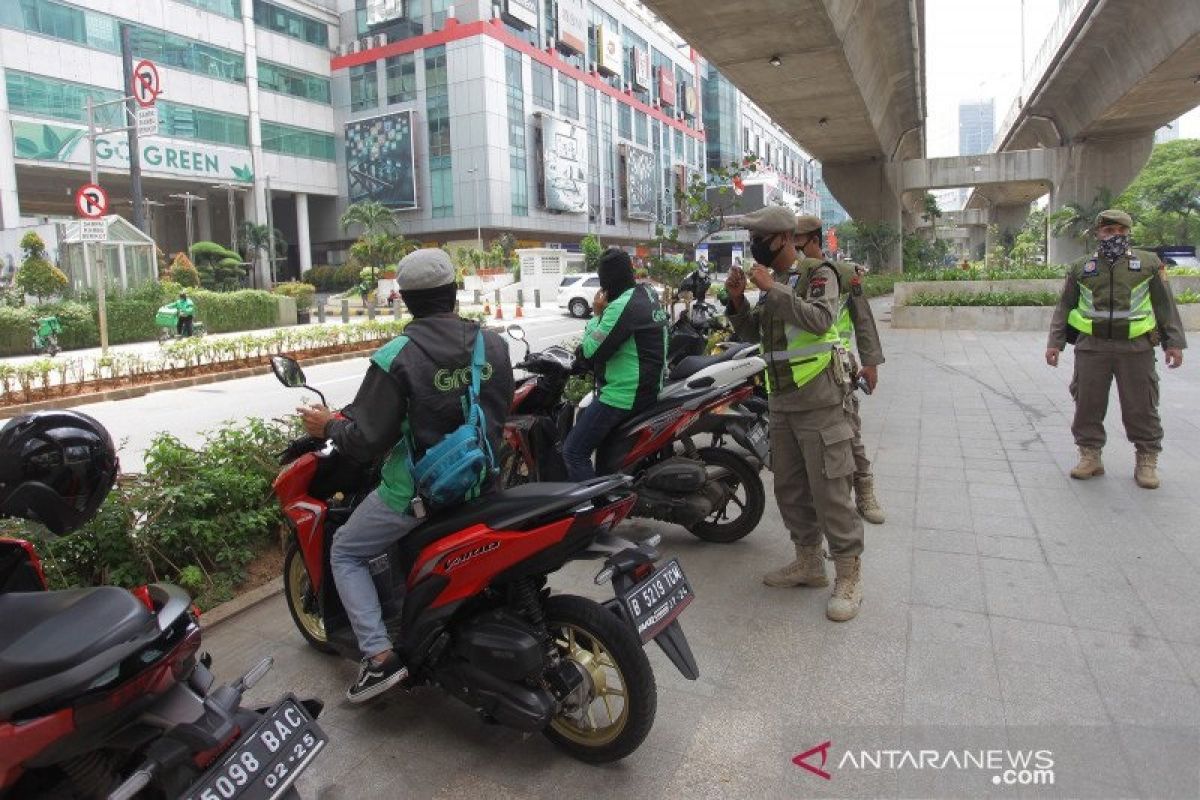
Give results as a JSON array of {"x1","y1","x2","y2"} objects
[
  {"x1": 506, "y1": 49, "x2": 528, "y2": 217},
  {"x1": 558, "y1": 73, "x2": 578, "y2": 120},
  {"x1": 703, "y1": 66, "x2": 740, "y2": 172},
  {"x1": 5, "y1": 70, "x2": 248, "y2": 147},
  {"x1": 258, "y1": 61, "x2": 332, "y2": 104},
  {"x1": 531, "y1": 61, "x2": 553, "y2": 111},
  {"x1": 261, "y1": 121, "x2": 335, "y2": 160},
  {"x1": 385, "y1": 53, "x2": 417, "y2": 105},
  {"x1": 349, "y1": 62, "x2": 378, "y2": 112},
  {"x1": 253, "y1": 0, "x2": 328, "y2": 47},
  {"x1": 178, "y1": 0, "x2": 241, "y2": 18},
  {"x1": 634, "y1": 110, "x2": 648, "y2": 147},
  {"x1": 425, "y1": 45, "x2": 453, "y2": 218},
  {"x1": 586, "y1": 87, "x2": 599, "y2": 225},
  {"x1": 617, "y1": 102, "x2": 631, "y2": 141},
  {"x1": 600, "y1": 94, "x2": 615, "y2": 224}
]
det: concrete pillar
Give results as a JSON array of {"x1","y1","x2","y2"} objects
[
  {"x1": 821, "y1": 160, "x2": 904, "y2": 273},
  {"x1": 967, "y1": 226, "x2": 988, "y2": 261},
  {"x1": 1049, "y1": 134, "x2": 1154, "y2": 265},
  {"x1": 197, "y1": 199, "x2": 213, "y2": 242},
  {"x1": 0, "y1": 65, "x2": 20, "y2": 229},
  {"x1": 990, "y1": 203, "x2": 1030, "y2": 242},
  {"x1": 295, "y1": 192, "x2": 312, "y2": 276}
]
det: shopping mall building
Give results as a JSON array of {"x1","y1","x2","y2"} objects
[{"x1": 0, "y1": 0, "x2": 818, "y2": 280}]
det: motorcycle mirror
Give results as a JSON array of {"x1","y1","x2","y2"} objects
[
  {"x1": 506, "y1": 324, "x2": 526, "y2": 341},
  {"x1": 270, "y1": 355, "x2": 328, "y2": 406},
  {"x1": 271, "y1": 355, "x2": 306, "y2": 388}
]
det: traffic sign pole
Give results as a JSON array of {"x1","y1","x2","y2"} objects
[{"x1": 85, "y1": 96, "x2": 109, "y2": 357}]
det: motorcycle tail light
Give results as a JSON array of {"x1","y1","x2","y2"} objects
[{"x1": 632, "y1": 563, "x2": 654, "y2": 581}]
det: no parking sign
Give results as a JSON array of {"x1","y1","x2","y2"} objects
[{"x1": 132, "y1": 59, "x2": 161, "y2": 108}]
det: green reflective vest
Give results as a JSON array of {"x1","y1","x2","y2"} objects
[
  {"x1": 762, "y1": 263, "x2": 845, "y2": 395},
  {"x1": 1066, "y1": 251, "x2": 1157, "y2": 340}
]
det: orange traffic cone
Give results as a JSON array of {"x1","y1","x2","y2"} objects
[
  {"x1": 495, "y1": 303, "x2": 504, "y2": 320},
  {"x1": 515, "y1": 304, "x2": 524, "y2": 318}
]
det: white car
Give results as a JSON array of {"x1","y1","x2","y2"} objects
[{"x1": 557, "y1": 273, "x2": 601, "y2": 318}]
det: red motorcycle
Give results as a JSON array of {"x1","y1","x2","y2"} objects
[
  {"x1": 0, "y1": 411, "x2": 326, "y2": 800},
  {"x1": 269, "y1": 355, "x2": 698, "y2": 764},
  {"x1": 500, "y1": 327, "x2": 766, "y2": 543}
]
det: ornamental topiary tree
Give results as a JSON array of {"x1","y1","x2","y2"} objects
[
  {"x1": 15, "y1": 232, "x2": 68, "y2": 303},
  {"x1": 191, "y1": 241, "x2": 248, "y2": 291}
]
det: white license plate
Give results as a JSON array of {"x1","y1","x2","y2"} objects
[{"x1": 184, "y1": 696, "x2": 326, "y2": 800}]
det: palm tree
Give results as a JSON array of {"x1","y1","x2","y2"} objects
[
  {"x1": 239, "y1": 222, "x2": 288, "y2": 284},
  {"x1": 339, "y1": 200, "x2": 397, "y2": 237},
  {"x1": 922, "y1": 193, "x2": 943, "y2": 243},
  {"x1": 1049, "y1": 189, "x2": 1115, "y2": 247}
]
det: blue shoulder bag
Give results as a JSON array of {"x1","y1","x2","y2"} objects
[{"x1": 407, "y1": 328, "x2": 496, "y2": 512}]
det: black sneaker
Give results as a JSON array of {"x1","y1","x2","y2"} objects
[{"x1": 346, "y1": 651, "x2": 408, "y2": 703}]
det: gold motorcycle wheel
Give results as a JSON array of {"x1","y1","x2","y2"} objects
[
  {"x1": 283, "y1": 540, "x2": 336, "y2": 654},
  {"x1": 542, "y1": 595, "x2": 657, "y2": 763}
]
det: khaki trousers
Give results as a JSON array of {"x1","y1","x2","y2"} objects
[
  {"x1": 1070, "y1": 349, "x2": 1162, "y2": 454},
  {"x1": 769, "y1": 404, "x2": 865, "y2": 557},
  {"x1": 849, "y1": 394, "x2": 872, "y2": 483}
]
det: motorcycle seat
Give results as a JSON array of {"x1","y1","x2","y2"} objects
[
  {"x1": 0, "y1": 587, "x2": 157, "y2": 697},
  {"x1": 667, "y1": 342, "x2": 754, "y2": 382},
  {"x1": 400, "y1": 482, "x2": 614, "y2": 568}
]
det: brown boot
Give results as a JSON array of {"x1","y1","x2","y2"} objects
[
  {"x1": 763, "y1": 544, "x2": 828, "y2": 588},
  {"x1": 855, "y1": 477, "x2": 886, "y2": 525},
  {"x1": 1135, "y1": 452, "x2": 1160, "y2": 489},
  {"x1": 1070, "y1": 447, "x2": 1105, "y2": 479},
  {"x1": 826, "y1": 556, "x2": 863, "y2": 622}
]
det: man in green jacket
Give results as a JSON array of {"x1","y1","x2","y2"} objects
[
  {"x1": 174, "y1": 291, "x2": 195, "y2": 337},
  {"x1": 563, "y1": 248, "x2": 667, "y2": 480},
  {"x1": 1046, "y1": 209, "x2": 1186, "y2": 488}
]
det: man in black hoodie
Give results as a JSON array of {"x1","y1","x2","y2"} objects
[{"x1": 297, "y1": 249, "x2": 514, "y2": 703}]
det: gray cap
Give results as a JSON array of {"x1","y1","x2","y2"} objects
[
  {"x1": 396, "y1": 248, "x2": 455, "y2": 291},
  {"x1": 795, "y1": 214, "x2": 822, "y2": 234},
  {"x1": 737, "y1": 205, "x2": 798, "y2": 236},
  {"x1": 1095, "y1": 209, "x2": 1133, "y2": 229}
]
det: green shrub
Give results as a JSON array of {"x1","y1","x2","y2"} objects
[
  {"x1": 272, "y1": 281, "x2": 316, "y2": 312},
  {"x1": 15, "y1": 231, "x2": 68, "y2": 302},
  {"x1": 899, "y1": 265, "x2": 1069, "y2": 282},
  {"x1": 192, "y1": 241, "x2": 247, "y2": 291},
  {"x1": 1, "y1": 417, "x2": 296, "y2": 608},
  {"x1": 1174, "y1": 289, "x2": 1200, "y2": 304},
  {"x1": 168, "y1": 262, "x2": 201, "y2": 287},
  {"x1": 192, "y1": 288, "x2": 277, "y2": 333},
  {"x1": 39, "y1": 301, "x2": 97, "y2": 349},
  {"x1": 906, "y1": 291, "x2": 1060, "y2": 307}
]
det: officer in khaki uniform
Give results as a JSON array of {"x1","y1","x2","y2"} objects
[
  {"x1": 1046, "y1": 209, "x2": 1186, "y2": 488},
  {"x1": 793, "y1": 214, "x2": 886, "y2": 524},
  {"x1": 725, "y1": 206, "x2": 864, "y2": 622}
]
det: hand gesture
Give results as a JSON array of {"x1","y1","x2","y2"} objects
[
  {"x1": 297, "y1": 404, "x2": 334, "y2": 437},
  {"x1": 748, "y1": 264, "x2": 775, "y2": 291},
  {"x1": 592, "y1": 289, "x2": 608, "y2": 317},
  {"x1": 725, "y1": 267, "x2": 746, "y2": 299},
  {"x1": 1166, "y1": 348, "x2": 1184, "y2": 369},
  {"x1": 1045, "y1": 348, "x2": 1060, "y2": 368},
  {"x1": 859, "y1": 365, "x2": 878, "y2": 392}
]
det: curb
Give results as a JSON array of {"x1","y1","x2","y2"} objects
[
  {"x1": 200, "y1": 576, "x2": 284, "y2": 630},
  {"x1": 0, "y1": 345, "x2": 382, "y2": 419}
]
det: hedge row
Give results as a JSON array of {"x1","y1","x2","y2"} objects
[{"x1": 0, "y1": 282, "x2": 280, "y2": 356}]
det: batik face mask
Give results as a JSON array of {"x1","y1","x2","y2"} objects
[{"x1": 1098, "y1": 234, "x2": 1130, "y2": 262}]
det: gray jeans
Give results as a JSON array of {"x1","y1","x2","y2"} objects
[{"x1": 330, "y1": 489, "x2": 420, "y2": 658}]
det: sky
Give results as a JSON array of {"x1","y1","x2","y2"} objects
[{"x1": 925, "y1": 0, "x2": 1200, "y2": 159}]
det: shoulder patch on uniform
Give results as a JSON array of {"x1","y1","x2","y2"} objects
[
  {"x1": 851, "y1": 274, "x2": 863, "y2": 297},
  {"x1": 1128, "y1": 258, "x2": 1142, "y2": 272},
  {"x1": 808, "y1": 275, "x2": 828, "y2": 299},
  {"x1": 1082, "y1": 259, "x2": 1098, "y2": 276},
  {"x1": 371, "y1": 335, "x2": 409, "y2": 371}
]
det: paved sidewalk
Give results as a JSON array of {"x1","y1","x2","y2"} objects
[{"x1": 204, "y1": 318, "x2": 1200, "y2": 799}]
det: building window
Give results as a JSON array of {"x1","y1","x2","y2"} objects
[
  {"x1": 178, "y1": 0, "x2": 242, "y2": 18},
  {"x1": 634, "y1": 110, "x2": 648, "y2": 147},
  {"x1": 506, "y1": 48, "x2": 528, "y2": 216},
  {"x1": 261, "y1": 121, "x2": 335, "y2": 160},
  {"x1": 426, "y1": 45, "x2": 453, "y2": 218},
  {"x1": 158, "y1": 102, "x2": 248, "y2": 147},
  {"x1": 4, "y1": 69, "x2": 123, "y2": 127},
  {"x1": 354, "y1": 0, "x2": 423, "y2": 40},
  {"x1": 558, "y1": 73, "x2": 578, "y2": 120},
  {"x1": 253, "y1": 0, "x2": 328, "y2": 47},
  {"x1": 600, "y1": 94, "x2": 615, "y2": 225},
  {"x1": 254, "y1": 61, "x2": 331, "y2": 103},
  {"x1": 385, "y1": 53, "x2": 416, "y2": 104},
  {"x1": 531, "y1": 61, "x2": 553, "y2": 111},
  {"x1": 130, "y1": 26, "x2": 246, "y2": 83},
  {"x1": 349, "y1": 63, "x2": 378, "y2": 112},
  {"x1": 617, "y1": 102, "x2": 631, "y2": 141},
  {"x1": 431, "y1": 0, "x2": 452, "y2": 31},
  {"x1": 674, "y1": 129, "x2": 683, "y2": 159}
]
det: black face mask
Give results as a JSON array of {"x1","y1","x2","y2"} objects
[{"x1": 750, "y1": 235, "x2": 785, "y2": 268}]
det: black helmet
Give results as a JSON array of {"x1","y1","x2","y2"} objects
[{"x1": 0, "y1": 410, "x2": 118, "y2": 535}]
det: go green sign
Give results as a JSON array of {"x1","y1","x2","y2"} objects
[{"x1": 11, "y1": 120, "x2": 254, "y2": 182}]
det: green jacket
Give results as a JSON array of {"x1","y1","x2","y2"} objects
[
  {"x1": 174, "y1": 297, "x2": 195, "y2": 316},
  {"x1": 581, "y1": 285, "x2": 668, "y2": 411}
]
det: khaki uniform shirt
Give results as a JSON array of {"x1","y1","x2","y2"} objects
[
  {"x1": 729, "y1": 263, "x2": 847, "y2": 413},
  {"x1": 1047, "y1": 248, "x2": 1187, "y2": 353},
  {"x1": 797, "y1": 257, "x2": 886, "y2": 368}
]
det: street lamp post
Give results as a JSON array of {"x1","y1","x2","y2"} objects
[
  {"x1": 467, "y1": 165, "x2": 483, "y2": 251},
  {"x1": 169, "y1": 192, "x2": 206, "y2": 265}
]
